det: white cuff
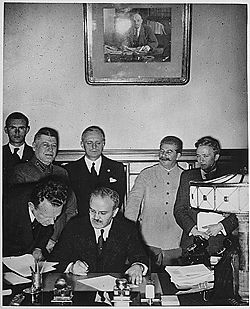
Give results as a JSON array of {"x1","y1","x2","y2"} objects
[{"x1": 64, "y1": 262, "x2": 73, "y2": 273}]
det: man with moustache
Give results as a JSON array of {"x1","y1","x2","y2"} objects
[
  {"x1": 3, "y1": 112, "x2": 34, "y2": 185},
  {"x1": 125, "y1": 136, "x2": 184, "y2": 269},
  {"x1": 174, "y1": 136, "x2": 238, "y2": 255},
  {"x1": 49, "y1": 187, "x2": 148, "y2": 285},
  {"x1": 9, "y1": 127, "x2": 78, "y2": 253},
  {"x1": 65, "y1": 126, "x2": 126, "y2": 217}
]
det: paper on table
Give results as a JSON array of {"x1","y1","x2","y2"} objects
[
  {"x1": 78, "y1": 275, "x2": 117, "y2": 291},
  {"x1": 197, "y1": 212, "x2": 224, "y2": 233},
  {"x1": 166, "y1": 264, "x2": 211, "y2": 277},
  {"x1": 3, "y1": 254, "x2": 58, "y2": 277},
  {"x1": 161, "y1": 295, "x2": 180, "y2": 306},
  {"x1": 4, "y1": 272, "x2": 32, "y2": 285}
]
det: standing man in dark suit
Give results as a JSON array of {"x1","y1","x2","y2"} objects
[
  {"x1": 49, "y1": 187, "x2": 148, "y2": 285},
  {"x1": 65, "y1": 126, "x2": 126, "y2": 217},
  {"x1": 174, "y1": 136, "x2": 238, "y2": 255},
  {"x1": 3, "y1": 177, "x2": 68, "y2": 259},
  {"x1": 3, "y1": 112, "x2": 34, "y2": 184}
]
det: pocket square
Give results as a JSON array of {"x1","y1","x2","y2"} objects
[{"x1": 109, "y1": 177, "x2": 117, "y2": 183}]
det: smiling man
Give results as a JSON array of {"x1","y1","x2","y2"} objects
[
  {"x1": 3, "y1": 177, "x2": 68, "y2": 259},
  {"x1": 65, "y1": 126, "x2": 126, "y2": 217},
  {"x1": 49, "y1": 187, "x2": 148, "y2": 285},
  {"x1": 174, "y1": 136, "x2": 238, "y2": 255},
  {"x1": 8, "y1": 127, "x2": 78, "y2": 253},
  {"x1": 125, "y1": 136, "x2": 184, "y2": 269}
]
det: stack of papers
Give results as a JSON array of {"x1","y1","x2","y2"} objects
[{"x1": 165, "y1": 264, "x2": 214, "y2": 289}]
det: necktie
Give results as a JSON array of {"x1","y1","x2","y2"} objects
[
  {"x1": 97, "y1": 229, "x2": 104, "y2": 255},
  {"x1": 91, "y1": 162, "x2": 98, "y2": 178},
  {"x1": 12, "y1": 147, "x2": 21, "y2": 164}
]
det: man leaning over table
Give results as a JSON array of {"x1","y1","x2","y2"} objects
[
  {"x1": 8, "y1": 127, "x2": 78, "y2": 253},
  {"x1": 125, "y1": 136, "x2": 184, "y2": 269},
  {"x1": 49, "y1": 187, "x2": 148, "y2": 285},
  {"x1": 3, "y1": 177, "x2": 68, "y2": 260}
]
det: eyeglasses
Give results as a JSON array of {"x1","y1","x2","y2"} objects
[{"x1": 89, "y1": 208, "x2": 108, "y2": 216}]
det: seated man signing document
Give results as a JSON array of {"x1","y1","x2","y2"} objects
[{"x1": 49, "y1": 187, "x2": 148, "y2": 285}]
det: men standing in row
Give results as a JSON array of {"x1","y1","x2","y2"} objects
[
  {"x1": 9, "y1": 127, "x2": 78, "y2": 252},
  {"x1": 3, "y1": 177, "x2": 68, "y2": 259},
  {"x1": 3, "y1": 112, "x2": 33, "y2": 184},
  {"x1": 49, "y1": 187, "x2": 148, "y2": 285},
  {"x1": 65, "y1": 126, "x2": 126, "y2": 217},
  {"x1": 174, "y1": 136, "x2": 238, "y2": 255},
  {"x1": 125, "y1": 136, "x2": 184, "y2": 269}
]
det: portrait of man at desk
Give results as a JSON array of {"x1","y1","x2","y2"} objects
[
  {"x1": 103, "y1": 6, "x2": 171, "y2": 62},
  {"x1": 49, "y1": 187, "x2": 148, "y2": 285}
]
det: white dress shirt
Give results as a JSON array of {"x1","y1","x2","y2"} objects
[{"x1": 84, "y1": 156, "x2": 102, "y2": 175}]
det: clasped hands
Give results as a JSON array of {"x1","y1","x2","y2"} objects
[
  {"x1": 69, "y1": 260, "x2": 143, "y2": 285},
  {"x1": 191, "y1": 222, "x2": 224, "y2": 240}
]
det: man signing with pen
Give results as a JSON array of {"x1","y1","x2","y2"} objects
[{"x1": 49, "y1": 187, "x2": 148, "y2": 285}]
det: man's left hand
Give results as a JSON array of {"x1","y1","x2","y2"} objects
[
  {"x1": 140, "y1": 45, "x2": 151, "y2": 52},
  {"x1": 125, "y1": 264, "x2": 143, "y2": 285},
  {"x1": 203, "y1": 222, "x2": 223, "y2": 237}
]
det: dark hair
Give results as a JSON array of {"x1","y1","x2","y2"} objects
[
  {"x1": 195, "y1": 136, "x2": 221, "y2": 155},
  {"x1": 5, "y1": 112, "x2": 29, "y2": 127},
  {"x1": 30, "y1": 177, "x2": 68, "y2": 209},
  {"x1": 160, "y1": 136, "x2": 183, "y2": 154},
  {"x1": 81, "y1": 126, "x2": 105, "y2": 142},
  {"x1": 89, "y1": 187, "x2": 120, "y2": 210},
  {"x1": 34, "y1": 127, "x2": 59, "y2": 144}
]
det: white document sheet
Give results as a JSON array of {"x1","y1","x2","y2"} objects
[
  {"x1": 197, "y1": 212, "x2": 224, "y2": 232},
  {"x1": 4, "y1": 272, "x2": 32, "y2": 285},
  {"x1": 161, "y1": 295, "x2": 180, "y2": 306},
  {"x1": 3, "y1": 254, "x2": 58, "y2": 277},
  {"x1": 78, "y1": 275, "x2": 117, "y2": 291}
]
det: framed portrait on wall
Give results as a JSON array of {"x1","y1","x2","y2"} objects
[{"x1": 84, "y1": 3, "x2": 192, "y2": 85}]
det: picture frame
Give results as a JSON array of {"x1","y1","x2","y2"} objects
[{"x1": 84, "y1": 3, "x2": 192, "y2": 86}]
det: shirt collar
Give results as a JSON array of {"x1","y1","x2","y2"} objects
[
  {"x1": 201, "y1": 166, "x2": 217, "y2": 180},
  {"x1": 93, "y1": 219, "x2": 113, "y2": 242},
  {"x1": 9, "y1": 143, "x2": 25, "y2": 158},
  {"x1": 32, "y1": 156, "x2": 53, "y2": 173},
  {"x1": 84, "y1": 156, "x2": 102, "y2": 175},
  {"x1": 28, "y1": 205, "x2": 35, "y2": 222}
]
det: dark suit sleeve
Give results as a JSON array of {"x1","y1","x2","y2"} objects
[
  {"x1": 174, "y1": 171, "x2": 197, "y2": 234},
  {"x1": 145, "y1": 25, "x2": 158, "y2": 50},
  {"x1": 114, "y1": 162, "x2": 126, "y2": 208},
  {"x1": 221, "y1": 214, "x2": 238, "y2": 234}
]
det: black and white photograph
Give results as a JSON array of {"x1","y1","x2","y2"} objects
[{"x1": 2, "y1": 1, "x2": 248, "y2": 307}]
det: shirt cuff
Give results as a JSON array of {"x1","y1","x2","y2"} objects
[
  {"x1": 219, "y1": 222, "x2": 227, "y2": 236},
  {"x1": 64, "y1": 262, "x2": 73, "y2": 273},
  {"x1": 130, "y1": 262, "x2": 148, "y2": 276}
]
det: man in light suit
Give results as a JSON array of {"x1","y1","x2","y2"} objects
[
  {"x1": 3, "y1": 112, "x2": 34, "y2": 185},
  {"x1": 174, "y1": 136, "x2": 238, "y2": 255},
  {"x1": 49, "y1": 187, "x2": 148, "y2": 285},
  {"x1": 65, "y1": 126, "x2": 126, "y2": 217}
]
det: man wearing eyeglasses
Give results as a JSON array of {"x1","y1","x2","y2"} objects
[
  {"x1": 125, "y1": 136, "x2": 184, "y2": 269},
  {"x1": 49, "y1": 187, "x2": 148, "y2": 285},
  {"x1": 3, "y1": 177, "x2": 68, "y2": 259},
  {"x1": 65, "y1": 126, "x2": 126, "y2": 217}
]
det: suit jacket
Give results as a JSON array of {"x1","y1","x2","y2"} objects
[
  {"x1": 3, "y1": 183, "x2": 53, "y2": 257},
  {"x1": 49, "y1": 214, "x2": 148, "y2": 273},
  {"x1": 65, "y1": 155, "x2": 126, "y2": 217},
  {"x1": 126, "y1": 24, "x2": 158, "y2": 50},
  {"x1": 3, "y1": 143, "x2": 34, "y2": 184},
  {"x1": 7, "y1": 156, "x2": 78, "y2": 243},
  {"x1": 174, "y1": 168, "x2": 238, "y2": 255}
]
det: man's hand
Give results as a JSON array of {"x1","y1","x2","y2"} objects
[
  {"x1": 32, "y1": 248, "x2": 44, "y2": 261},
  {"x1": 203, "y1": 222, "x2": 223, "y2": 237},
  {"x1": 140, "y1": 45, "x2": 151, "y2": 52},
  {"x1": 70, "y1": 260, "x2": 89, "y2": 275},
  {"x1": 125, "y1": 264, "x2": 143, "y2": 285},
  {"x1": 190, "y1": 226, "x2": 209, "y2": 240},
  {"x1": 46, "y1": 239, "x2": 57, "y2": 253}
]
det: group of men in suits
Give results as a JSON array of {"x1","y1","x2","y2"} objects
[{"x1": 3, "y1": 111, "x2": 239, "y2": 285}]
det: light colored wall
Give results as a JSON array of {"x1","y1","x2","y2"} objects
[{"x1": 3, "y1": 3, "x2": 248, "y2": 150}]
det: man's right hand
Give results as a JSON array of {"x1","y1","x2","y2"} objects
[
  {"x1": 70, "y1": 260, "x2": 89, "y2": 275},
  {"x1": 32, "y1": 248, "x2": 44, "y2": 261},
  {"x1": 190, "y1": 226, "x2": 209, "y2": 240}
]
